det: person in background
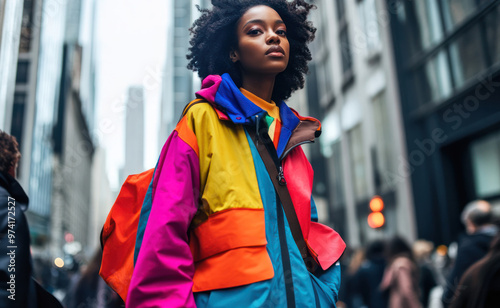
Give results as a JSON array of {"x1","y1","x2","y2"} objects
[
  {"x1": 442, "y1": 200, "x2": 499, "y2": 306},
  {"x1": 64, "y1": 249, "x2": 123, "y2": 308},
  {"x1": 0, "y1": 130, "x2": 62, "y2": 307},
  {"x1": 449, "y1": 233, "x2": 500, "y2": 308},
  {"x1": 380, "y1": 236, "x2": 421, "y2": 308},
  {"x1": 340, "y1": 248, "x2": 366, "y2": 308},
  {"x1": 413, "y1": 240, "x2": 438, "y2": 308},
  {"x1": 354, "y1": 239, "x2": 388, "y2": 308}
]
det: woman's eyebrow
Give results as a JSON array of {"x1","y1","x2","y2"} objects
[{"x1": 243, "y1": 19, "x2": 285, "y2": 28}]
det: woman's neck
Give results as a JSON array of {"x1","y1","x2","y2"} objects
[{"x1": 241, "y1": 74, "x2": 275, "y2": 103}]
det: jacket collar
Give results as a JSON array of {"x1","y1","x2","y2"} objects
[{"x1": 195, "y1": 73, "x2": 321, "y2": 157}]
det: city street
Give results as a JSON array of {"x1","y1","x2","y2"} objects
[{"x1": 1, "y1": 0, "x2": 499, "y2": 307}]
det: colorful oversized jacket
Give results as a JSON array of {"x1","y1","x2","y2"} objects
[{"x1": 126, "y1": 73, "x2": 346, "y2": 307}]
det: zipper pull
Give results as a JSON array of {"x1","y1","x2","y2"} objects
[{"x1": 277, "y1": 165, "x2": 286, "y2": 186}]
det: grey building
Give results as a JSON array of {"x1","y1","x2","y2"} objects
[
  {"x1": 307, "y1": 0, "x2": 416, "y2": 246},
  {"x1": 51, "y1": 44, "x2": 95, "y2": 257},
  {"x1": 51, "y1": 0, "x2": 99, "y2": 257},
  {"x1": 13, "y1": 0, "x2": 69, "y2": 249}
]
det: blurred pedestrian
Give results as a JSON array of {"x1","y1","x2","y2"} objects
[
  {"x1": 380, "y1": 236, "x2": 421, "y2": 308},
  {"x1": 124, "y1": 1, "x2": 346, "y2": 307},
  {"x1": 354, "y1": 239, "x2": 388, "y2": 308},
  {"x1": 64, "y1": 249, "x2": 122, "y2": 308},
  {"x1": 442, "y1": 200, "x2": 499, "y2": 306},
  {"x1": 413, "y1": 240, "x2": 438, "y2": 307},
  {"x1": 341, "y1": 248, "x2": 366, "y2": 308},
  {"x1": 0, "y1": 130, "x2": 63, "y2": 307},
  {"x1": 449, "y1": 233, "x2": 500, "y2": 308}
]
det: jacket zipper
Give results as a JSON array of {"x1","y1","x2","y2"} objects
[
  {"x1": 255, "y1": 117, "x2": 315, "y2": 307},
  {"x1": 280, "y1": 140, "x2": 313, "y2": 161},
  {"x1": 277, "y1": 140, "x2": 313, "y2": 185},
  {"x1": 278, "y1": 138, "x2": 320, "y2": 307},
  {"x1": 254, "y1": 120, "x2": 296, "y2": 307}
]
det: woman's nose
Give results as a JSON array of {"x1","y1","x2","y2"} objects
[{"x1": 267, "y1": 32, "x2": 280, "y2": 45}]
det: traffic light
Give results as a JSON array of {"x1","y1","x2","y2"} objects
[{"x1": 367, "y1": 195, "x2": 385, "y2": 228}]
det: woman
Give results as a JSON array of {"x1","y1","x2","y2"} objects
[
  {"x1": 380, "y1": 237, "x2": 421, "y2": 308},
  {"x1": 0, "y1": 130, "x2": 63, "y2": 308},
  {"x1": 126, "y1": 1, "x2": 345, "y2": 307}
]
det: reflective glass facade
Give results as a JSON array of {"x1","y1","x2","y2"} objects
[
  {"x1": 389, "y1": 0, "x2": 500, "y2": 244},
  {"x1": 29, "y1": 0, "x2": 67, "y2": 218},
  {"x1": 396, "y1": 0, "x2": 500, "y2": 109}
]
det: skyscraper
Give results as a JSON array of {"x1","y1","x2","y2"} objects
[
  {"x1": 0, "y1": 0, "x2": 24, "y2": 130},
  {"x1": 158, "y1": 0, "x2": 210, "y2": 147},
  {"x1": 122, "y1": 86, "x2": 145, "y2": 183}
]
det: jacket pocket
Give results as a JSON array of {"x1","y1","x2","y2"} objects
[
  {"x1": 309, "y1": 263, "x2": 341, "y2": 307},
  {"x1": 189, "y1": 208, "x2": 274, "y2": 292}
]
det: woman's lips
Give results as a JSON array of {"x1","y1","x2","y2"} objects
[
  {"x1": 266, "y1": 46, "x2": 285, "y2": 57},
  {"x1": 267, "y1": 51, "x2": 285, "y2": 57}
]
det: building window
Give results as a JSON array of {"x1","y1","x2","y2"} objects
[
  {"x1": 336, "y1": 0, "x2": 346, "y2": 22},
  {"x1": 441, "y1": 0, "x2": 478, "y2": 31},
  {"x1": 312, "y1": 10, "x2": 334, "y2": 105},
  {"x1": 401, "y1": 1, "x2": 499, "y2": 107},
  {"x1": 336, "y1": 0, "x2": 353, "y2": 78},
  {"x1": 449, "y1": 23, "x2": 486, "y2": 88},
  {"x1": 471, "y1": 130, "x2": 500, "y2": 199},
  {"x1": 485, "y1": 5, "x2": 500, "y2": 65},
  {"x1": 339, "y1": 26, "x2": 353, "y2": 74},
  {"x1": 348, "y1": 125, "x2": 368, "y2": 201},
  {"x1": 372, "y1": 90, "x2": 395, "y2": 191},
  {"x1": 19, "y1": 0, "x2": 35, "y2": 53},
  {"x1": 358, "y1": 0, "x2": 382, "y2": 56},
  {"x1": 11, "y1": 92, "x2": 27, "y2": 153},
  {"x1": 16, "y1": 60, "x2": 30, "y2": 84},
  {"x1": 415, "y1": 49, "x2": 453, "y2": 105},
  {"x1": 317, "y1": 53, "x2": 334, "y2": 102},
  {"x1": 328, "y1": 141, "x2": 345, "y2": 209},
  {"x1": 406, "y1": 0, "x2": 444, "y2": 56}
]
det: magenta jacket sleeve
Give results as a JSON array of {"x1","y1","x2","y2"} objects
[{"x1": 126, "y1": 131, "x2": 200, "y2": 308}]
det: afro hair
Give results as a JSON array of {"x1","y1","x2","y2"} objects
[
  {"x1": 0, "y1": 130, "x2": 21, "y2": 174},
  {"x1": 187, "y1": 0, "x2": 316, "y2": 102}
]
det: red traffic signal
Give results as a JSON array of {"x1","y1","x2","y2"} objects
[{"x1": 367, "y1": 195, "x2": 385, "y2": 228}]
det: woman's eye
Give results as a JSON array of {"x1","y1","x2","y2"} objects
[
  {"x1": 248, "y1": 29, "x2": 262, "y2": 35},
  {"x1": 276, "y1": 30, "x2": 287, "y2": 36}
]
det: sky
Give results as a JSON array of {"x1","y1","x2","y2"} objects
[{"x1": 95, "y1": 0, "x2": 170, "y2": 188}]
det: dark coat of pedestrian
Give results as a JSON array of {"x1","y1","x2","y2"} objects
[
  {"x1": 0, "y1": 130, "x2": 62, "y2": 308},
  {"x1": 442, "y1": 200, "x2": 499, "y2": 306},
  {"x1": 354, "y1": 240, "x2": 388, "y2": 308},
  {"x1": 340, "y1": 248, "x2": 366, "y2": 308},
  {"x1": 449, "y1": 234, "x2": 500, "y2": 308}
]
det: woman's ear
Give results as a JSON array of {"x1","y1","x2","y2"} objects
[{"x1": 230, "y1": 50, "x2": 239, "y2": 63}]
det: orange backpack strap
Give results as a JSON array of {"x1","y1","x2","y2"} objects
[{"x1": 99, "y1": 168, "x2": 154, "y2": 301}]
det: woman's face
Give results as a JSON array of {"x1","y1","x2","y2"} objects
[{"x1": 232, "y1": 5, "x2": 290, "y2": 77}]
